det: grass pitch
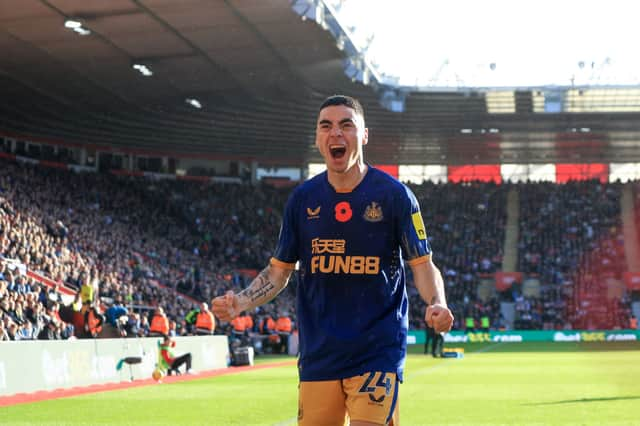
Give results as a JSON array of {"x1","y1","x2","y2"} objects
[{"x1": 1, "y1": 342, "x2": 638, "y2": 425}]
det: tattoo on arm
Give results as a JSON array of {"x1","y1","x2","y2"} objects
[
  {"x1": 237, "y1": 267, "x2": 288, "y2": 309},
  {"x1": 244, "y1": 270, "x2": 276, "y2": 303}
]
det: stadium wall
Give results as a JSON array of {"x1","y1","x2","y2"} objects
[{"x1": 0, "y1": 336, "x2": 229, "y2": 397}]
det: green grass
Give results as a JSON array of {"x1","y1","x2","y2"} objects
[{"x1": 2, "y1": 342, "x2": 639, "y2": 425}]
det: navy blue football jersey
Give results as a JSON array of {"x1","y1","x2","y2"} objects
[{"x1": 272, "y1": 166, "x2": 431, "y2": 381}]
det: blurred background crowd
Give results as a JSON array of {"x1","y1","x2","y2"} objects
[{"x1": 1, "y1": 158, "x2": 637, "y2": 345}]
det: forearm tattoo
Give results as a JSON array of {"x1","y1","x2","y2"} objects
[
  {"x1": 238, "y1": 267, "x2": 283, "y2": 308},
  {"x1": 245, "y1": 270, "x2": 276, "y2": 303}
]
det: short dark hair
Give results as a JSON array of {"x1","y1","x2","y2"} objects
[{"x1": 319, "y1": 95, "x2": 365, "y2": 120}]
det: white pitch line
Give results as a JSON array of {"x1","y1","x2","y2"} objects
[{"x1": 272, "y1": 416, "x2": 298, "y2": 426}]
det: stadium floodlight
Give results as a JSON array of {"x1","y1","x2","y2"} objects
[
  {"x1": 132, "y1": 64, "x2": 153, "y2": 77},
  {"x1": 73, "y1": 27, "x2": 91, "y2": 36},
  {"x1": 64, "y1": 20, "x2": 82, "y2": 29},
  {"x1": 185, "y1": 98, "x2": 202, "y2": 109}
]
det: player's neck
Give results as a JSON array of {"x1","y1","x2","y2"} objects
[{"x1": 327, "y1": 162, "x2": 368, "y2": 192}]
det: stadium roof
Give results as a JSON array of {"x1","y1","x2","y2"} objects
[
  {"x1": 1, "y1": 0, "x2": 640, "y2": 166},
  {"x1": 327, "y1": 0, "x2": 640, "y2": 90}
]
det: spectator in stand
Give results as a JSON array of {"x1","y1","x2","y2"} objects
[
  {"x1": 177, "y1": 319, "x2": 189, "y2": 336},
  {"x1": 11, "y1": 300, "x2": 27, "y2": 327},
  {"x1": 38, "y1": 319, "x2": 61, "y2": 340},
  {"x1": 17, "y1": 320, "x2": 36, "y2": 340},
  {"x1": 138, "y1": 314, "x2": 150, "y2": 337},
  {"x1": 125, "y1": 312, "x2": 141, "y2": 337},
  {"x1": 105, "y1": 299, "x2": 128, "y2": 328},
  {"x1": 6, "y1": 322, "x2": 18, "y2": 340},
  {"x1": 0, "y1": 322, "x2": 8, "y2": 341},
  {"x1": 168, "y1": 320, "x2": 178, "y2": 337},
  {"x1": 61, "y1": 321, "x2": 75, "y2": 340}
]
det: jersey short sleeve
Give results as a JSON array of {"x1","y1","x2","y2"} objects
[
  {"x1": 397, "y1": 184, "x2": 432, "y2": 265},
  {"x1": 272, "y1": 189, "x2": 300, "y2": 267}
]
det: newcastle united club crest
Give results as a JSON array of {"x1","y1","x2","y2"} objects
[{"x1": 363, "y1": 202, "x2": 383, "y2": 222}]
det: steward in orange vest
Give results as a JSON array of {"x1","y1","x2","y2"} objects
[
  {"x1": 231, "y1": 314, "x2": 248, "y2": 335},
  {"x1": 276, "y1": 315, "x2": 292, "y2": 333},
  {"x1": 84, "y1": 305, "x2": 104, "y2": 338},
  {"x1": 242, "y1": 313, "x2": 254, "y2": 332},
  {"x1": 260, "y1": 315, "x2": 276, "y2": 335},
  {"x1": 149, "y1": 307, "x2": 169, "y2": 336},
  {"x1": 195, "y1": 303, "x2": 215, "y2": 335},
  {"x1": 275, "y1": 314, "x2": 293, "y2": 354}
]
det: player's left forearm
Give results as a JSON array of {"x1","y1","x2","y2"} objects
[{"x1": 410, "y1": 259, "x2": 448, "y2": 308}]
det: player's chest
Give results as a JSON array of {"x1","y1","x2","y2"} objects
[{"x1": 298, "y1": 194, "x2": 392, "y2": 242}]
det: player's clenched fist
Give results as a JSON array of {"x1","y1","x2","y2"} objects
[
  {"x1": 426, "y1": 304, "x2": 454, "y2": 334},
  {"x1": 211, "y1": 291, "x2": 239, "y2": 322}
]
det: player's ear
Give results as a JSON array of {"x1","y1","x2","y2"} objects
[{"x1": 362, "y1": 127, "x2": 368, "y2": 146}]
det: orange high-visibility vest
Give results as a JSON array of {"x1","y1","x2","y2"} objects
[
  {"x1": 276, "y1": 316, "x2": 292, "y2": 333},
  {"x1": 150, "y1": 314, "x2": 169, "y2": 335},
  {"x1": 631, "y1": 317, "x2": 638, "y2": 330},
  {"x1": 261, "y1": 317, "x2": 276, "y2": 334},
  {"x1": 242, "y1": 314, "x2": 254, "y2": 331},
  {"x1": 195, "y1": 311, "x2": 215, "y2": 332},
  {"x1": 231, "y1": 316, "x2": 247, "y2": 333}
]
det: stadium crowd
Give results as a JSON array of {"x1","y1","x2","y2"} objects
[
  {"x1": 516, "y1": 180, "x2": 629, "y2": 329},
  {"x1": 0, "y1": 158, "x2": 636, "y2": 344},
  {"x1": 0, "y1": 158, "x2": 291, "y2": 341},
  {"x1": 407, "y1": 181, "x2": 508, "y2": 331}
]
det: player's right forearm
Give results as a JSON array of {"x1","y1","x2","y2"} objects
[{"x1": 236, "y1": 265, "x2": 291, "y2": 312}]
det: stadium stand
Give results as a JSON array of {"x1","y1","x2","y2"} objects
[
  {"x1": 407, "y1": 181, "x2": 508, "y2": 332},
  {"x1": 517, "y1": 181, "x2": 629, "y2": 330},
  {"x1": 1, "y1": 155, "x2": 638, "y2": 345},
  {"x1": 0, "y1": 157, "x2": 294, "y2": 341}
]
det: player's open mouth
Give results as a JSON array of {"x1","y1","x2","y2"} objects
[{"x1": 329, "y1": 145, "x2": 346, "y2": 159}]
